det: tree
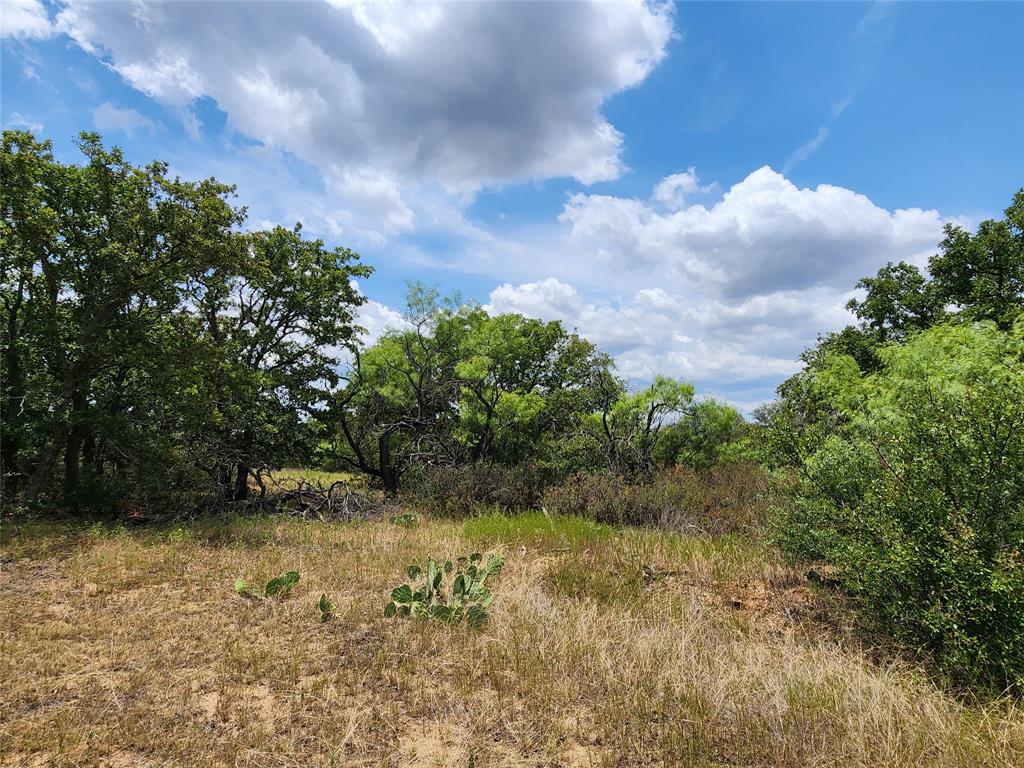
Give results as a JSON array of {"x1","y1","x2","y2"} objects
[
  {"x1": 454, "y1": 312, "x2": 611, "y2": 467},
  {"x1": 1, "y1": 131, "x2": 372, "y2": 512},
  {"x1": 845, "y1": 261, "x2": 943, "y2": 344},
  {"x1": 777, "y1": 321, "x2": 1024, "y2": 692},
  {"x1": 331, "y1": 285, "x2": 616, "y2": 494},
  {"x1": 654, "y1": 398, "x2": 747, "y2": 470},
  {"x1": 331, "y1": 288, "x2": 467, "y2": 494},
  {"x1": 588, "y1": 375, "x2": 695, "y2": 480},
  {"x1": 1, "y1": 131, "x2": 241, "y2": 508},
  {"x1": 183, "y1": 225, "x2": 370, "y2": 501},
  {"x1": 930, "y1": 190, "x2": 1024, "y2": 329}
]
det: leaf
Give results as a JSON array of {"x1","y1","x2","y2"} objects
[
  {"x1": 234, "y1": 578, "x2": 248, "y2": 595},
  {"x1": 406, "y1": 564, "x2": 423, "y2": 580},
  {"x1": 265, "y1": 570, "x2": 300, "y2": 597},
  {"x1": 384, "y1": 601, "x2": 397, "y2": 618},
  {"x1": 430, "y1": 604, "x2": 452, "y2": 621},
  {"x1": 469, "y1": 553, "x2": 482, "y2": 564},
  {"x1": 318, "y1": 593, "x2": 336, "y2": 621},
  {"x1": 443, "y1": 560, "x2": 453, "y2": 574},
  {"x1": 485, "y1": 554, "x2": 505, "y2": 576},
  {"x1": 452, "y1": 574, "x2": 466, "y2": 598},
  {"x1": 391, "y1": 584, "x2": 413, "y2": 604}
]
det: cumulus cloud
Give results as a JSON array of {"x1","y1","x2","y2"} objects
[
  {"x1": 560, "y1": 166, "x2": 947, "y2": 298},
  {"x1": 651, "y1": 167, "x2": 718, "y2": 210},
  {"x1": 91, "y1": 102, "x2": 155, "y2": 137},
  {"x1": 55, "y1": 0, "x2": 673, "y2": 189},
  {"x1": 1, "y1": 0, "x2": 52, "y2": 39},
  {"x1": 356, "y1": 297, "x2": 409, "y2": 346}
]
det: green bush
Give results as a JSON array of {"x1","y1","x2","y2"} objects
[
  {"x1": 541, "y1": 462, "x2": 769, "y2": 536},
  {"x1": 779, "y1": 322, "x2": 1024, "y2": 693}
]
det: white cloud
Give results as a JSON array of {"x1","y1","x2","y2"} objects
[
  {"x1": 327, "y1": 167, "x2": 415, "y2": 239},
  {"x1": 652, "y1": 167, "x2": 718, "y2": 210},
  {"x1": 1, "y1": 0, "x2": 52, "y2": 39},
  {"x1": 179, "y1": 108, "x2": 202, "y2": 142},
  {"x1": 356, "y1": 297, "x2": 409, "y2": 346},
  {"x1": 4, "y1": 111, "x2": 43, "y2": 134},
  {"x1": 485, "y1": 277, "x2": 812, "y2": 387},
  {"x1": 91, "y1": 102, "x2": 155, "y2": 137},
  {"x1": 56, "y1": 0, "x2": 673, "y2": 190},
  {"x1": 560, "y1": 166, "x2": 947, "y2": 298}
]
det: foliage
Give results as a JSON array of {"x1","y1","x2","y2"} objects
[
  {"x1": 775, "y1": 322, "x2": 1024, "y2": 692},
  {"x1": 0, "y1": 131, "x2": 369, "y2": 512},
  {"x1": 331, "y1": 286, "x2": 614, "y2": 494},
  {"x1": 401, "y1": 461, "x2": 549, "y2": 517},
  {"x1": 583, "y1": 375, "x2": 694, "y2": 481},
  {"x1": 654, "y1": 399, "x2": 752, "y2": 470},
  {"x1": 542, "y1": 462, "x2": 770, "y2": 536},
  {"x1": 384, "y1": 552, "x2": 505, "y2": 628}
]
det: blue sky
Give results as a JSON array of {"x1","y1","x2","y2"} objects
[{"x1": 3, "y1": 1, "x2": 1022, "y2": 411}]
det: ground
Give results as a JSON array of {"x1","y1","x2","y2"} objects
[{"x1": 1, "y1": 513, "x2": 1021, "y2": 767}]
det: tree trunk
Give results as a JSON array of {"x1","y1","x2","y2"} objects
[
  {"x1": 2, "y1": 278, "x2": 25, "y2": 496},
  {"x1": 63, "y1": 390, "x2": 90, "y2": 511},
  {"x1": 378, "y1": 432, "x2": 399, "y2": 496},
  {"x1": 218, "y1": 464, "x2": 234, "y2": 502},
  {"x1": 234, "y1": 462, "x2": 251, "y2": 502},
  {"x1": 82, "y1": 429, "x2": 99, "y2": 479}
]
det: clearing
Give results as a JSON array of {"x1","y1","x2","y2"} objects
[{"x1": 1, "y1": 514, "x2": 1021, "y2": 767}]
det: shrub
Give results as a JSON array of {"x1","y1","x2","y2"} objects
[
  {"x1": 541, "y1": 462, "x2": 770, "y2": 536},
  {"x1": 779, "y1": 322, "x2": 1024, "y2": 693},
  {"x1": 402, "y1": 462, "x2": 549, "y2": 518}
]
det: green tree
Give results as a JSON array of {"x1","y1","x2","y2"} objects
[
  {"x1": 588, "y1": 375, "x2": 695, "y2": 480},
  {"x1": 930, "y1": 190, "x2": 1024, "y2": 329},
  {"x1": 778, "y1": 321, "x2": 1024, "y2": 692},
  {"x1": 655, "y1": 398, "x2": 747, "y2": 470},
  {"x1": 845, "y1": 261, "x2": 943, "y2": 344},
  {"x1": 184, "y1": 225, "x2": 370, "y2": 501},
  {"x1": 331, "y1": 288, "x2": 467, "y2": 494},
  {"x1": 454, "y1": 311, "x2": 611, "y2": 467},
  {"x1": 1, "y1": 131, "x2": 241, "y2": 507}
]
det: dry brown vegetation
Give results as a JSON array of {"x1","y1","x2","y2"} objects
[{"x1": 2, "y1": 514, "x2": 1022, "y2": 767}]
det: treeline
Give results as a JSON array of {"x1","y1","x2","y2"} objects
[
  {"x1": 0, "y1": 132, "x2": 749, "y2": 511},
  {"x1": 757, "y1": 189, "x2": 1024, "y2": 693}
]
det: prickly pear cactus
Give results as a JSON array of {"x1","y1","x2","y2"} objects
[{"x1": 384, "y1": 552, "x2": 504, "y2": 628}]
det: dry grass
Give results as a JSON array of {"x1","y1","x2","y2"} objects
[
  {"x1": 1, "y1": 514, "x2": 1021, "y2": 767},
  {"x1": 258, "y1": 468, "x2": 365, "y2": 491}
]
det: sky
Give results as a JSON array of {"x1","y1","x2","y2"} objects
[{"x1": 3, "y1": 0, "x2": 1023, "y2": 412}]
